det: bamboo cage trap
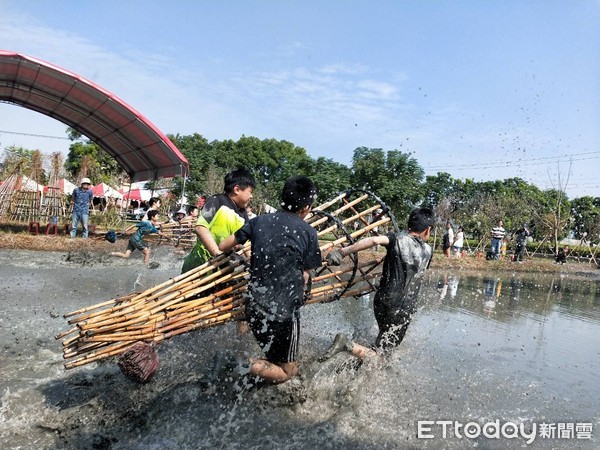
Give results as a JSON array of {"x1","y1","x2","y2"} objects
[{"x1": 56, "y1": 190, "x2": 399, "y2": 371}]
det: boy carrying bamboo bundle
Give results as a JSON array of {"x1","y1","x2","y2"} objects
[
  {"x1": 110, "y1": 210, "x2": 170, "y2": 266},
  {"x1": 320, "y1": 207, "x2": 435, "y2": 362},
  {"x1": 181, "y1": 168, "x2": 255, "y2": 274},
  {"x1": 217, "y1": 176, "x2": 322, "y2": 384}
]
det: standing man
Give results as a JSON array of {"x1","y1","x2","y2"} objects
[
  {"x1": 490, "y1": 220, "x2": 506, "y2": 260},
  {"x1": 443, "y1": 221, "x2": 454, "y2": 258},
  {"x1": 512, "y1": 223, "x2": 530, "y2": 262},
  {"x1": 70, "y1": 177, "x2": 94, "y2": 238},
  {"x1": 181, "y1": 168, "x2": 255, "y2": 273}
]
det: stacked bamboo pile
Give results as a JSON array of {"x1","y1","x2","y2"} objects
[
  {"x1": 57, "y1": 190, "x2": 397, "y2": 370},
  {"x1": 146, "y1": 217, "x2": 197, "y2": 249},
  {"x1": 0, "y1": 173, "x2": 20, "y2": 218},
  {"x1": 10, "y1": 190, "x2": 41, "y2": 223},
  {"x1": 40, "y1": 187, "x2": 66, "y2": 223}
]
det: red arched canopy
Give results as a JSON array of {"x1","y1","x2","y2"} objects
[{"x1": 0, "y1": 50, "x2": 188, "y2": 182}]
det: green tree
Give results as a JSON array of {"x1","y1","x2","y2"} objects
[
  {"x1": 305, "y1": 157, "x2": 352, "y2": 204},
  {"x1": 64, "y1": 129, "x2": 123, "y2": 183},
  {"x1": 172, "y1": 133, "x2": 315, "y2": 209},
  {"x1": 1, "y1": 145, "x2": 43, "y2": 179},
  {"x1": 169, "y1": 133, "x2": 218, "y2": 201},
  {"x1": 421, "y1": 172, "x2": 455, "y2": 210},
  {"x1": 570, "y1": 196, "x2": 600, "y2": 242},
  {"x1": 351, "y1": 147, "x2": 424, "y2": 220}
]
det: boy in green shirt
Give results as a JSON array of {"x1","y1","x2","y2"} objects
[{"x1": 181, "y1": 168, "x2": 255, "y2": 273}]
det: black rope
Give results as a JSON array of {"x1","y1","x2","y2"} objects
[{"x1": 311, "y1": 209, "x2": 358, "y2": 303}]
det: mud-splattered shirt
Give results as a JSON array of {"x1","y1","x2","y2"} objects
[
  {"x1": 375, "y1": 231, "x2": 432, "y2": 314},
  {"x1": 235, "y1": 211, "x2": 322, "y2": 320},
  {"x1": 181, "y1": 194, "x2": 248, "y2": 273}
]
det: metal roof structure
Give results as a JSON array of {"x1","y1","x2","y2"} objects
[{"x1": 0, "y1": 50, "x2": 188, "y2": 182}]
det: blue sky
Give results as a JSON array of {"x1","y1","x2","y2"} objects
[{"x1": 1, "y1": 1, "x2": 599, "y2": 198}]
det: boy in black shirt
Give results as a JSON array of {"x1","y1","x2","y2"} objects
[
  {"x1": 218, "y1": 176, "x2": 322, "y2": 383},
  {"x1": 321, "y1": 207, "x2": 435, "y2": 362}
]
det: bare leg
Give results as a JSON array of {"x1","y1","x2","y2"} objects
[
  {"x1": 249, "y1": 358, "x2": 297, "y2": 384},
  {"x1": 111, "y1": 249, "x2": 132, "y2": 258},
  {"x1": 142, "y1": 248, "x2": 151, "y2": 265},
  {"x1": 320, "y1": 333, "x2": 380, "y2": 363},
  {"x1": 349, "y1": 342, "x2": 379, "y2": 363},
  {"x1": 237, "y1": 321, "x2": 249, "y2": 334}
]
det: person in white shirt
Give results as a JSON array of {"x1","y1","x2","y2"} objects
[
  {"x1": 452, "y1": 226, "x2": 464, "y2": 258},
  {"x1": 490, "y1": 220, "x2": 506, "y2": 260}
]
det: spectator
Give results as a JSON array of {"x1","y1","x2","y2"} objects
[
  {"x1": 556, "y1": 245, "x2": 569, "y2": 264},
  {"x1": 443, "y1": 221, "x2": 454, "y2": 258},
  {"x1": 489, "y1": 220, "x2": 506, "y2": 260},
  {"x1": 246, "y1": 206, "x2": 257, "y2": 220},
  {"x1": 187, "y1": 205, "x2": 199, "y2": 220},
  {"x1": 70, "y1": 177, "x2": 94, "y2": 238},
  {"x1": 453, "y1": 226, "x2": 464, "y2": 258},
  {"x1": 512, "y1": 223, "x2": 531, "y2": 262},
  {"x1": 142, "y1": 197, "x2": 161, "y2": 221}
]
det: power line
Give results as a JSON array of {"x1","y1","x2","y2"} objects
[
  {"x1": 0, "y1": 130, "x2": 70, "y2": 140},
  {"x1": 424, "y1": 150, "x2": 600, "y2": 171}
]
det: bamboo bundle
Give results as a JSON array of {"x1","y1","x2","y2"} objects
[
  {"x1": 145, "y1": 218, "x2": 197, "y2": 249},
  {"x1": 57, "y1": 190, "x2": 396, "y2": 369}
]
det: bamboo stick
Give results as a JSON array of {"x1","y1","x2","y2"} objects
[{"x1": 59, "y1": 190, "x2": 395, "y2": 369}]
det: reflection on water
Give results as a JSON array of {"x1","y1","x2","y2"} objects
[
  {"x1": 307, "y1": 269, "x2": 600, "y2": 448},
  {"x1": 417, "y1": 270, "x2": 600, "y2": 439},
  {"x1": 1, "y1": 253, "x2": 599, "y2": 449}
]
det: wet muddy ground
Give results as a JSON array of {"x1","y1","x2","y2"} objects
[{"x1": 1, "y1": 247, "x2": 599, "y2": 449}]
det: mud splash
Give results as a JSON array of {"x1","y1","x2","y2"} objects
[{"x1": 1, "y1": 249, "x2": 599, "y2": 449}]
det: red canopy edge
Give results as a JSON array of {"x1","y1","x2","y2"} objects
[{"x1": 0, "y1": 50, "x2": 189, "y2": 182}]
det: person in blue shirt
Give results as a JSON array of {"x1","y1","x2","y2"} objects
[
  {"x1": 111, "y1": 210, "x2": 170, "y2": 265},
  {"x1": 70, "y1": 177, "x2": 94, "y2": 238}
]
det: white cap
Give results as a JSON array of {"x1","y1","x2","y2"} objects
[
  {"x1": 176, "y1": 209, "x2": 186, "y2": 215},
  {"x1": 81, "y1": 177, "x2": 91, "y2": 185}
]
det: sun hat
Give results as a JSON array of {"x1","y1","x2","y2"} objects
[{"x1": 81, "y1": 177, "x2": 91, "y2": 185}]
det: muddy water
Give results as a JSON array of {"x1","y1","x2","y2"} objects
[{"x1": 1, "y1": 248, "x2": 599, "y2": 449}]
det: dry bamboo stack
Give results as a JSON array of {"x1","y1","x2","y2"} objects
[
  {"x1": 10, "y1": 190, "x2": 41, "y2": 223},
  {"x1": 146, "y1": 217, "x2": 197, "y2": 249},
  {"x1": 0, "y1": 173, "x2": 20, "y2": 218},
  {"x1": 57, "y1": 190, "x2": 397, "y2": 370}
]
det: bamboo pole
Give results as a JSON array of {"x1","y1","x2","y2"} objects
[{"x1": 58, "y1": 190, "x2": 395, "y2": 369}]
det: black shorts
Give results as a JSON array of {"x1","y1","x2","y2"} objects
[
  {"x1": 373, "y1": 301, "x2": 412, "y2": 351},
  {"x1": 127, "y1": 238, "x2": 147, "y2": 253},
  {"x1": 246, "y1": 306, "x2": 299, "y2": 364}
]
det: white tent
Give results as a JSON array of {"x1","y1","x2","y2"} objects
[
  {"x1": 92, "y1": 182, "x2": 123, "y2": 199},
  {"x1": 59, "y1": 178, "x2": 78, "y2": 194},
  {"x1": 20, "y1": 175, "x2": 44, "y2": 193}
]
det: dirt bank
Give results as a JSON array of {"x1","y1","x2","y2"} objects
[{"x1": 1, "y1": 232, "x2": 598, "y2": 279}]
